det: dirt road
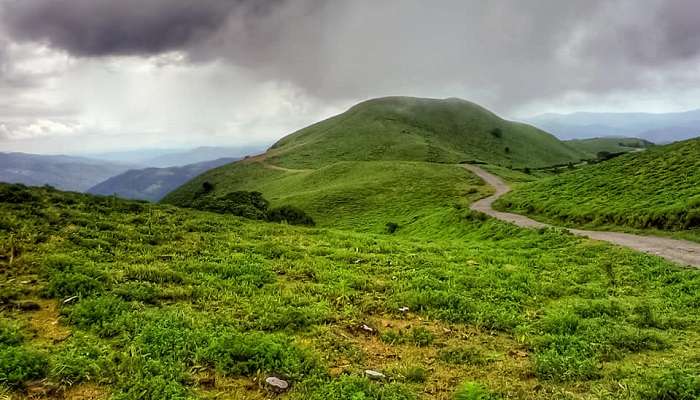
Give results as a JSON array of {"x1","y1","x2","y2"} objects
[{"x1": 464, "y1": 164, "x2": 700, "y2": 268}]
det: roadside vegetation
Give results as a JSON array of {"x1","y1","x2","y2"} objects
[
  {"x1": 497, "y1": 138, "x2": 700, "y2": 242},
  {"x1": 1, "y1": 183, "x2": 698, "y2": 399}
]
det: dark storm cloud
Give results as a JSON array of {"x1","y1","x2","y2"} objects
[
  {"x1": 1, "y1": 0, "x2": 700, "y2": 114},
  {"x1": 0, "y1": 0, "x2": 283, "y2": 57},
  {"x1": 580, "y1": 0, "x2": 700, "y2": 67}
]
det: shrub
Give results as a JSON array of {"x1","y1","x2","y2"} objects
[
  {"x1": 194, "y1": 191, "x2": 269, "y2": 220},
  {"x1": 114, "y1": 282, "x2": 160, "y2": 304},
  {"x1": 638, "y1": 368, "x2": 700, "y2": 400},
  {"x1": 67, "y1": 296, "x2": 131, "y2": 336},
  {"x1": 267, "y1": 205, "x2": 316, "y2": 226},
  {"x1": 0, "y1": 346, "x2": 47, "y2": 387},
  {"x1": 385, "y1": 222, "x2": 399, "y2": 234},
  {"x1": 533, "y1": 337, "x2": 600, "y2": 381},
  {"x1": 398, "y1": 365, "x2": 428, "y2": 383},
  {"x1": 0, "y1": 319, "x2": 23, "y2": 346},
  {"x1": 201, "y1": 181, "x2": 214, "y2": 195},
  {"x1": 50, "y1": 334, "x2": 111, "y2": 385},
  {"x1": 490, "y1": 128, "x2": 503, "y2": 138},
  {"x1": 438, "y1": 347, "x2": 488, "y2": 366},
  {"x1": 0, "y1": 184, "x2": 38, "y2": 204},
  {"x1": 380, "y1": 329, "x2": 406, "y2": 345},
  {"x1": 539, "y1": 310, "x2": 580, "y2": 335},
  {"x1": 200, "y1": 330, "x2": 321, "y2": 380},
  {"x1": 410, "y1": 327, "x2": 434, "y2": 347},
  {"x1": 43, "y1": 272, "x2": 104, "y2": 298}
]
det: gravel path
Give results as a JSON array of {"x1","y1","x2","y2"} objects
[{"x1": 464, "y1": 164, "x2": 700, "y2": 268}]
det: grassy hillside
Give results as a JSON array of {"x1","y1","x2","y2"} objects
[
  {"x1": 2, "y1": 183, "x2": 699, "y2": 399},
  {"x1": 165, "y1": 97, "x2": 586, "y2": 233},
  {"x1": 498, "y1": 138, "x2": 700, "y2": 238},
  {"x1": 265, "y1": 97, "x2": 584, "y2": 169},
  {"x1": 564, "y1": 137, "x2": 654, "y2": 159},
  {"x1": 164, "y1": 161, "x2": 485, "y2": 233}
]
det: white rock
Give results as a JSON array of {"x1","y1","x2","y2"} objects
[
  {"x1": 364, "y1": 370, "x2": 386, "y2": 380},
  {"x1": 265, "y1": 376, "x2": 289, "y2": 391}
]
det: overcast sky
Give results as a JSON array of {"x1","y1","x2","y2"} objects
[{"x1": 1, "y1": 0, "x2": 700, "y2": 154}]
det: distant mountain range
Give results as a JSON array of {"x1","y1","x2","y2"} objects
[
  {"x1": 87, "y1": 145, "x2": 267, "y2": 168},
  {"x1": 525, "y1": 109, "x2": 700, "y2": 143},
  {"x1": 87, "y1": 157, "x2": 237, "y2": 201},
  {"x1": 0, "y1": 152, "x2": 133, "y2": 192}
]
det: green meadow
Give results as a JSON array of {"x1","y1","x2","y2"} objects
[
  {"x1": 2, "y1": 98, "x2": 699, "y2": 399},
  {"x1": 1, "y1": 183, "x2": 698, "y2": 399},
  {"x1": 498, "y1": 138, "x2": 700, "y2": 242}
]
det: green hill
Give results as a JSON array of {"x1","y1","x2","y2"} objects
[
  {"x1": 498, "y1": 138, "x2": 700, "y2": 238},
  {"x1": 164, "y1": 160, "x2": 485, "y2": 233},
  {"x1": 564, "y1": 137, "x2": 655, "y2": 159},
  {"x1": 2, "y1": 183, "x2": 699, "y2": 399},
  {"x1": 267, "y1": 97, "x2": 584, "y2": 169},
  {"x1": 165, "y1": 97, "x2": 585, "y2": 233}
]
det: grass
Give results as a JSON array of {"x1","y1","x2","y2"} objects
[
  {"x1": 563, "y1": 137, "x2": 654, "y2": 159},
  {"x1": 164, "y1": 160, "x2": 486, "y2": 234},
  {"x1": 1, "y1": 183, "x2": 699, "y2": 399},
  {"x1": 265, "y1": 97, "x2": 586, "y2": 169},
  {"x1": 497, "y1": 138, "x2": 700, "y2": 241},
  {"x1": 164, "y1": 96, "x2": 591, "y2": 234}
]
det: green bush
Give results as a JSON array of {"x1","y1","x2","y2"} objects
[
  {"x1": 533, "y1": 336, "x2": 600, "y2": 381},
  {"x1": 379, "y1": 329, "x2": 406, "y2": 345},
  {"x1": 409, "y1": 327, "x2": 434, "y2": 347},
  {"x1": 638, "y1": 368, "x2": 700, "y2": 400},
  {"x1": 114, "y1": 282, "x2": 160, "y2": 304},
  {"x1": 0, "y1": 184, "x2": 38, "y2": 204},
  {"x1": 438, "y1": 347, "x2": 488, "y2": 366},
  {"x1": 200, "y1": 329, "x2": 321, "y2": 379},
  {"x1": 0, "y1": 346, "x2": 47, "y2": 387},
  {"x1": 386, "y1": 222, "x2": 399, "y2": 234},
  {"x1": 0, "y1": 319, "x2": 23, "y2": 346},
  {"x1": 398, "y1": 365, "x2": 428, "y2": 383},
  {"x1": 267, "y1": 205, "x2": 316, "y2": 226},
  {"x1": 67, "y1": 295, "x2": 131, "y2": 336},
  {"x1": 43, "y1": 272, "x2": 104, "y2": 298},
  {"x1": 194, "y1": 191, "x2": 269, "y2": 220},
  {"x1": 50, "y1": 334, "x2": 111, "y2": 385}
]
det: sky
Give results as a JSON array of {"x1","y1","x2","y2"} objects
[{"x1": 1, "y1": 0, "x2": 700, "y2": 154}]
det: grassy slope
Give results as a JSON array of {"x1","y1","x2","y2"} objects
[
  {"x1": 498, "y1": 138, "x2": 700, "y2": 240},
  {"x1": 267, "y1": 97, "x2": 585, "y2": 169},
  {"x1": 164, "y1": 161, "x2": 485, "y2": 233},
  {"x1": 165, "y1": 97, "x2": 585, "y2": 233},
  {"x1": 2, "y1": 184, "x2": 699, "y2": 399},
  {"x1": 564, "y1": 137, "x2": 654, "y2": 158}
]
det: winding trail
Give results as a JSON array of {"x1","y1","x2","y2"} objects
[{"x1": 464, "y1": 164, "x2": 700, "y2": 268}]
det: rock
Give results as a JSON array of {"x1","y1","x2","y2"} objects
[
  {"x1": 364, "y1": 370, "x2": 386, "y2": 380},
  {"x1": 13, "y1": 300, "x2": 41, "y2": 311},
  {"x1": 359, "y1": 324, "x2": 374, "y2": 333},
  {"x1": 265, "y1": 376, "x2": 289, "y2": 392}
]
